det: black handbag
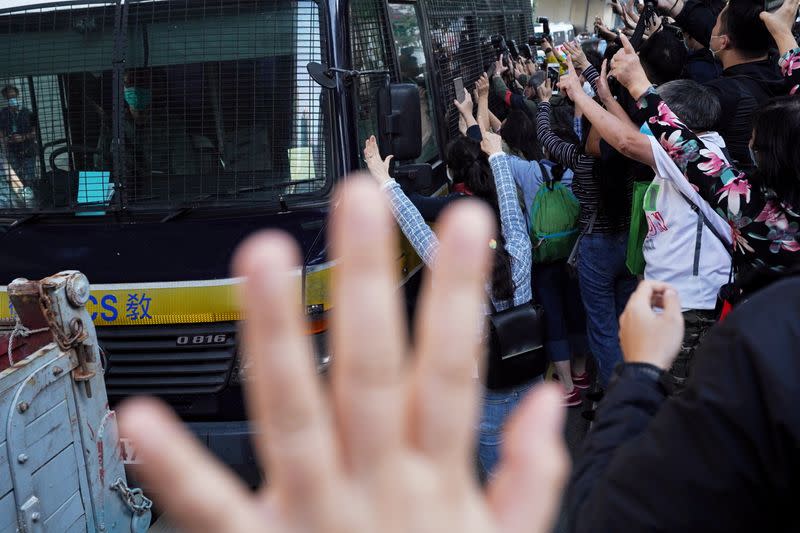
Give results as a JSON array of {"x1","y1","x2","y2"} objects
[{"x1": 484, "y1": 300, "x2": 548, "y2": 390}]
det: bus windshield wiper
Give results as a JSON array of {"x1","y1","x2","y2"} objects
[{"x1": 233, "y1": 177, "x2": 325, "y2": 196}]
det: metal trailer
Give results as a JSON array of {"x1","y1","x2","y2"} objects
[{"x1": 0, "y1": 271, "x2": 151, "y2": 533}]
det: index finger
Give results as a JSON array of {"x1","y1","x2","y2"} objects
[
  {"x1": 565, "y1": 53, "x2": 576, "y2": 74},
  {"x1": 620, "y1": 33, "x2": 636, "y2": 53}
]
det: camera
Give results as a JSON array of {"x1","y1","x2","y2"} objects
[
  {"x1": 537, "y1": 16, "x2": 551, "y2": 39},
  {"x1": 529, "y1": 16, "x2": 551, "y2": 47},
  {"x1": 507, "y1": 39, "x2": 520, "y2": 60},
  {"x1": 519, "y1": 43, "x2": 534, "y2": 60},
  {"x1": 491, "y1": 34, "x2": 512, "y2": 70}
]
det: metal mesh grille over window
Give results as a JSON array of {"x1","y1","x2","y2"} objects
[
  {"x1": 349, "y1": 0, "x2": 398, "y2": 164},
  {"x1": 421, "y1": 0, "x2": 533, "y2": 138},
  {"x1": 0, "y1": 0, "x2": 330, "y2": 213}
]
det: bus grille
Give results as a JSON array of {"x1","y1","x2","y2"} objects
[{"x1": 98, "y1": 323, "x2": 238, "y2": 396}]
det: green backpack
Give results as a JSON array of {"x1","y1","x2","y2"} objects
[{"x1": 529, "y1": 165, "x2": 581, "y2": 264}]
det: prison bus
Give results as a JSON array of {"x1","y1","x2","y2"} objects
[{"x1": 0, "y1": 0, "x2": 534, "y2": 483}]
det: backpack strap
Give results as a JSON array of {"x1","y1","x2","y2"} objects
[{"x1": 678, "y1": 190, "x2": 733, "y2": 276}]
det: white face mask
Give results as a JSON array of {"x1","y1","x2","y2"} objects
[{"x1": 709, "y1": 35, "x2": 726, "y2": 59}]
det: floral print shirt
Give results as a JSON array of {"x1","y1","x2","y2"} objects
[{"x1": 631, "y1": 47, "x2": 800, "y2": 276}]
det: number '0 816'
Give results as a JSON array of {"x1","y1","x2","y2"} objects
[{"x1": 176, "y1": 334, "x2": 227, "y2": 345}]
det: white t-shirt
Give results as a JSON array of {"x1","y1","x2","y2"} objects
[{"x1": 643, "y1": 132, "x2": 733, "y2": 311}]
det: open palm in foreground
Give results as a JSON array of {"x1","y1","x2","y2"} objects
[{"x1": 119, "y1": 177, "x2": 569, "y2": 533}]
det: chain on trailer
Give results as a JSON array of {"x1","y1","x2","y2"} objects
[{"x1": 1, "y1": 271, "x2": 151, "y2": 533}]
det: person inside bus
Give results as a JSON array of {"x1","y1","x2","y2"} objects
[
  {"x1": 0, "y1": 152, "x2": 29, "y2": 208},
  {"x1": 0, "y1": 85, "x2": 38, "y2": 188}
]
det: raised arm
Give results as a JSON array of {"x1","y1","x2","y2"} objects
[
  {"x1": 481, "y1": 132, "x2": 533, "y2": 293},
  {"x1": 363, "y1": 136, "x2": 439, "y2": 266},
  {"x1": 760, "y1": 0, "x2": 800, "y2": 93},
  {"x1": 559, "y1": 55, "x2": 654, "y2": 167},
  {"x1": 534, "y1": 82, "x2": 583, "y2": 169}
]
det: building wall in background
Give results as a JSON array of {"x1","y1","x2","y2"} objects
[{"x1": 535, "y1": 0, "x2": 614, "y2": 33}]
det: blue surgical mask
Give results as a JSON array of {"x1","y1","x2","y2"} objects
[
  {"x1": 7, "y1": 97, "x2": 18, "y2": 108},
  {"x1": 124, "y1": 87, "x2": 151, "y2": 111}
]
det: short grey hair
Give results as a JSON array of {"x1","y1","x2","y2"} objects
[{"x1": 657, "y1": 80, "x2": 721, "y2": 133}]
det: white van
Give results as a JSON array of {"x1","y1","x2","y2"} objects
[{"x1": 534, "y1": 22, "x2": 576, "y2": 45}]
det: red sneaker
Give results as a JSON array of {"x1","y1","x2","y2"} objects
[
  {"x1": 552, "y1": 373, "x2": 591, "y2": 390},
  {"x1": 563, "y1": 388, "x2": 582, "y2": 407},
  {"x1": 572, "y1": 372, "x2": 591, "y2": 390}
]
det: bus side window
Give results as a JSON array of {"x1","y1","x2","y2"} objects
[{"x1": 387, "y1": 3, "x2": 439, "y2": 165}]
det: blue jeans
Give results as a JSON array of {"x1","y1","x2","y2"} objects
[
  {"x1": 577, "y1": 232, "x2": 637, "y2": 387},
  {"x1": 478, "y1": 378, "x2": 540, "y2": 480},
  {"x1": 533, "y1": 261, "x2": 589, "y2": 363}
]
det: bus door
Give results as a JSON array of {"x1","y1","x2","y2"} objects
[{"x1": 385, "y1": 2, "x2": 443, "y2": 167}]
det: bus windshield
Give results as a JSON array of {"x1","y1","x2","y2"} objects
[{"x1": 0, "y1": 0, "x2": 330, "y2": 214}]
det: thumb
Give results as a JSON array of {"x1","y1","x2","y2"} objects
[
  {"x1": 620, "y1": 33, "x2": 635, "y2": 54},
  {"x1": 660, "y1": 287, "x2": 682, "y2": 319},
  {"x1": 487, "y1": 384, "x2": 569, "y2": 533}
]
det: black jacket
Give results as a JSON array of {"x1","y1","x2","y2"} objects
[
  {"x1": 567, "y1": 277, "x2": 800, "y2": 533},
  {"x1": 705, "y1": 60, "x2": 785, "y2": 170}
]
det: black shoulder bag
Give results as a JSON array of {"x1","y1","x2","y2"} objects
[{"x1": 484, "y1": 299, "x2": 547, "y2": 390}]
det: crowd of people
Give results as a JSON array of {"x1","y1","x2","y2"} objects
[{"x1": 120, "y1": 0, "x2": 800, "y2": 531}]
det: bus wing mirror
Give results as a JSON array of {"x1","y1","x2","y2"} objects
[
  {"x1": 377, "y1": 83, "x2": 421, "y2": 161},
  {"x1": 307, "y1": 62, "x2": 337, "y2": 89}
]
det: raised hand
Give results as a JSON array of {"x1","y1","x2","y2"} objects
[
  {"x1": 563, "y1": 41, "x2": 589, "y2": 71},
  {"x1": 119, "y1": 177, "x2": 570, "y2": 533},
  {"x1": 481, "y1": 130, "x2": 504, "y2": 156},
  {"x1": 363, "y1": 135, "x2": 393, "y2": 184},
  {"x1": 609, "y1": 34, "x2": 652, "y2": 99},
  {"x1": 760, "y1": 0, "x2": 800, "y2": 55},
  {"x1": 454, "y1": 88, "x2": 475, "y2": 117},
  {"x1": 495, "y1": 59, "x2": 509, "y2": 77},
  {"x1": 476, "y1": 73, "x2": 490, "y2": 99},
  {"x1": 557, "y1": 55, "x2": 584, "y2": 100},
  {"x1": 596, "y1": 59, "x2": 613, "y2": 102},
  {"x1": 536, "y1": 78, "x2": 554, "y2": 102}
]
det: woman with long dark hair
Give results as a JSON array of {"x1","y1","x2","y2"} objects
[
  {"x1": 535, "y1": 73, "x2": 637, "y2": 391},
  {"x1": 363, "y1": 132, "x2": 542, "y2": 480}
]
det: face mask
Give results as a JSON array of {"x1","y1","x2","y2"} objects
[
  {"x1": 124, "y1": 87, "x2": 151, "y2": 111},
  {"x1": 709, "y1": 35, "x2": 725, "y2": 59},
  {"x1": 749, "y1": 146, "x2": 759, "y2": 168},
  {"x1": 7, "y1": 98, "x2": 18, "y2": 107}
]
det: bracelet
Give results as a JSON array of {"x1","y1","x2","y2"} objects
[{"x1": 669, "y1": 0, "x2": 679, "y2": 14}]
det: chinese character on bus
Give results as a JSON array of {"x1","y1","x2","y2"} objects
[{"x1": 126, "y1": 293, "x2": 153, "y2": 321}]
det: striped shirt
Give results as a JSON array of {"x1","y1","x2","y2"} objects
[
  {"x1": 535, "y1": 64, "x2": 631, "y2": 234},
  {"x1": 384, "y1": 153, "x2": 532, "y2": 312}
]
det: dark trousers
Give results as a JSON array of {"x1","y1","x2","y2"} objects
[
  {"x1": 533, "y1": 260, "x2": 589, "y2": 363},
  {"x1": 666, "y1": 309, "x2": 718, "y2": 392}
]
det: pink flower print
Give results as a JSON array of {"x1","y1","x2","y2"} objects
[
  {"x1": 728, "y1": 214, "x2": 755, "y2": 255},
  {"x1": 716, "y1": 178, "x2": 751, "y2": 216},
  {"x1": 659, "y1": 130, "x2": 700, "y2": 171},
  {"x1": 780, "y1": 51, "x2": 800, "y2": 77},
  {"x1": 697, "y1": 149, "x2": 727, "y2": 177},
  {"x1": 765, "y1": 222, "x2": 800, "y2": 253},
  {"x1": 754, "y1": 200, "x2": 790, "y2": 230},
  {"x1": 650, "y1": 101, "x2": 687, "y2": 129}
]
